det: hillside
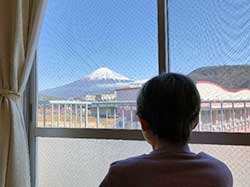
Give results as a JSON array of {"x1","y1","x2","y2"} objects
[
  {"x1": 39, "y1": 67, "x2": 133, "y2": 99},
  {"x1": 39, "y1": 65, "x2": 250, "y2": 100},
  {"x1": 188, "y1": 65, "x2": 250, "y2": 89}
]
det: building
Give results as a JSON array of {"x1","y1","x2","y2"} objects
[{"x1": 115, "y1": 81, "x2": 250, "y2": 131}]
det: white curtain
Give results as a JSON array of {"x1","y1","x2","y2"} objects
[{"x1": 0, "y1": 0, "x2": 46, "y2": 186}]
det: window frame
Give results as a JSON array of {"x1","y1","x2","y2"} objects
[{"x1": 26, "y1": 0, "x2": 250, "y2": 186}]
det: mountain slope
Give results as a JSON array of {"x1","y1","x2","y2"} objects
[
  {"x1": 40, "y1": 65, "x2": 250, "y2": 100},
  {"x1": 39, "y1": 67, "x2": 133, "y2": 99},
  {"x1": 188, "y1": 65, "x2": 250, "y2": 89}
]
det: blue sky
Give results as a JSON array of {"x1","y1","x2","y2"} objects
[
  {"x1": 169, "y1": 0, "x2": 250, "y2": 73},
  {"x1": 38, "y1": 0, "x2": 250, "y2": 90}
]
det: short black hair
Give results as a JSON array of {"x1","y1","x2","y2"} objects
[{"x1": 136, "y1": 73, "x2": 200, "y2": 145}]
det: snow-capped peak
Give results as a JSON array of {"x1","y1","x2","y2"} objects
[{"x1": 84, "y1": 67, "x2": 130, "y2": 81}]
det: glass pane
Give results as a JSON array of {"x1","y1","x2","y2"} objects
[
  {"x1": 37, "y1": 137, "x2": 250, "y2": 187},
  {"x1": 37, "y1": 0, "x2": 158, "y2": 129},
  {"x1": 169, "y1": 0, "x2": 250, "y2": 132}
]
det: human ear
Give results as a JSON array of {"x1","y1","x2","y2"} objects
[
  {"x1": 138, "y1": 117, "x2": 150, "y2": 131},
  {"x1": 138, "y1": 117, "x2": 155, "y2": 147}
]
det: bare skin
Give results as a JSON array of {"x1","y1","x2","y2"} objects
[{"x1": 138, "y1": 117, "x2": 198, "y2": 150}]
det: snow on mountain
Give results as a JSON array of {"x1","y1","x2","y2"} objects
[
  {"x1": 39, "y1": 67, "x2": 133, "y2": 99},
  {"x1": 83, "y1": 67, "x2": 130, "y2": 81}
]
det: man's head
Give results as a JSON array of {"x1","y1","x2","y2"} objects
[{"x1": 136, "y1": 73, "x2": 200, "y2": 145}]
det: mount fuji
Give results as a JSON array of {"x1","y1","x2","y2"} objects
[
  {"x1": 39, "y1": 67, "x2": 136, "y2": 99},
  {"x1": 84, "y1": 67, "x2": 130, "y2": 81}
]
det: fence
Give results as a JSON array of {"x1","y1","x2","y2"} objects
[{"x1": 38, "y1": 100, "x2": 250, "y2": 132}]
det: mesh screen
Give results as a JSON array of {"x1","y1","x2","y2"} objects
[
  {"x1": 169, "y1": 0, "x2": 250, "y2": 133},
  {"x1": 38, "y1": 0, "x2": 250, "y2": 132},
  {"x1": 37, "y1": 0, "x2": 157, "y2": 129},
  {"x1": 37, "y1": 138, "x2": 250, "y2": 187}
]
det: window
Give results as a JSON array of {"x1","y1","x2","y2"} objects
[
  {"x1": 37, "y1": 0, "x2": 158, "y2": 129},
  {"x1": 36, "y1": 138, "x2": 250, "y2": 187},
  {"x1": 29, "y1": 0, "x2": 250, "y2": 187},
  {"x1": 169, "y1": 0, "x2": 250, "y2": 133}
]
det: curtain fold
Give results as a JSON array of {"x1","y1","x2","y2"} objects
[{"x1": 0, "y1": 1, "x2": 46, "y2": 186}]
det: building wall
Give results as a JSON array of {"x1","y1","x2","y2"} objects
[{"x1": 116, "y1": 88, "x2": 140, "y2": 102}]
